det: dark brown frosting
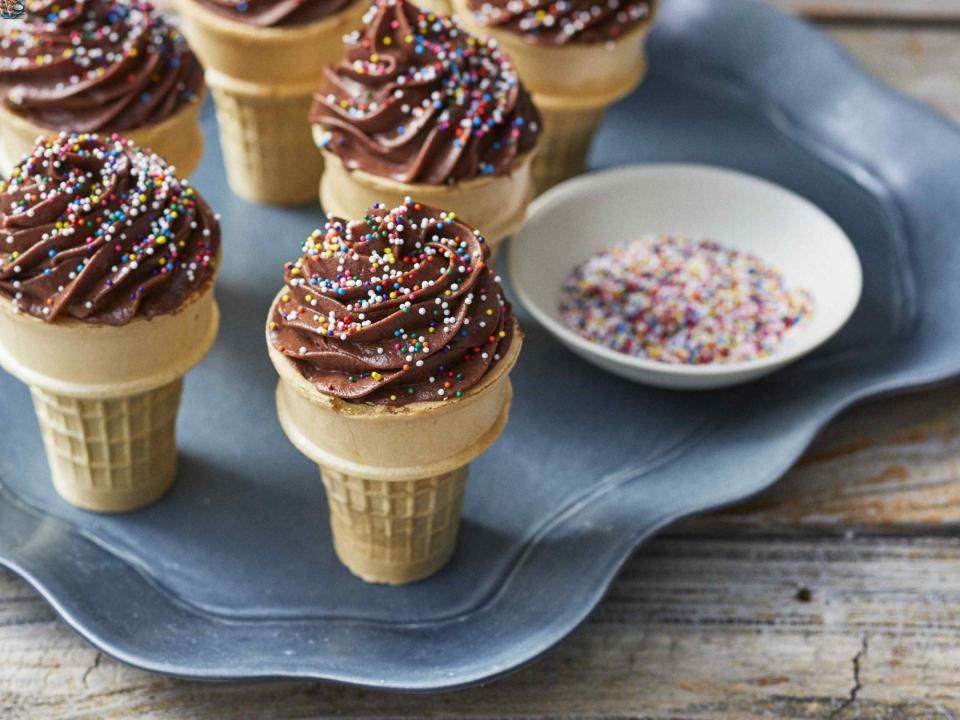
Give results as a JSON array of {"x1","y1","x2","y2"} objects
[
  {"x1": 0, "y1": 133, "x2": 220, "y2": 325},
  {"x1": 269, "y1": 200, "x2": 517, "y2": 406},
  {"x1": 0, "y1": 0, "x2": 203, "y2": 132},
  {"x1": 464, "y1": 0, "x2": 656, "y2": 45},
  {"x1": 310, "y1": 0, "x2": 540, "y2": 185},
  {"x1": 190, "y1": 0, "x2": 355, "y2": 28}
]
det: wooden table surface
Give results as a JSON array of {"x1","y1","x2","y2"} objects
[{"x1": 5, "y1": 3, "x2": 960, "y2": 718}]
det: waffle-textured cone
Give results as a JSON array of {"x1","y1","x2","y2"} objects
[
  {"x1": 317, "y1": 144, "x2": 534, "y2": 251},
  {"x1": 0, "y1": 283, "x2": 219, "y2": 513},
  {"x1": 267, "y1": 293, "x2": 522, "y2": 584},
  {"x1": 208, "y1": 71, "x2": 322, "y2": 204},
  {"x1": 0, "y1": 93, "x2": 205, "y2": 177},
  {"x1": 453, "y1": 0, "x2": 653, "y2": 193},
  {"x1": 322, "y1": 466, "x2": 468, "y2": 584},
  {"x1": 531, "y1": 100, "x2": 605, "y2": 193},
  {"x1": 176, "y1": 0, "x2": 367, "y2": 204},
  {"x1": 31, "y1": 381, "x2": 182, "y2": 512}
]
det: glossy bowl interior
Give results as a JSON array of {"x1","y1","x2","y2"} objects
[{"x1": 508, "y1": 163, "x2": 864, "y2": 389}]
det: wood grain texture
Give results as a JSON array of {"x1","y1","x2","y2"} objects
[
  {"x1": 4, "y1": 536, "x2": 960, "y2": 719},
  {"x1": 681, "y1": 381, "x2": 960, "y2": 532},
  {"x1": 772, "y1": 0, "x2": 960, "y2": 22},
  {"x1": 4, "y1": 19, "x2": 960, "y2": 720}
]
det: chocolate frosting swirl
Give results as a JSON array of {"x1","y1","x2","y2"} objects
[
  {"x1": 0, "y1": 0, "x2": 203, "y2": 132},
  {"x1": 190, "y1": 0, "x2": 355, "y2": 28},
  {"x1": 270, "y1": 200, "x2": 517, "y2": 406},
  {"x1": 0, "y1": 133, "x2": 219, "y2": 325},
  {"x1": 464, "y1": 0, "x2": 656, "y2": 45},
  {"x1": 310, "y1": 0, "x2": 540, "y2": 185}
]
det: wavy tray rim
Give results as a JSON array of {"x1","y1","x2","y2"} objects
[{"x1": 2, "y1": 0, "x2": 960, "y2": 691}]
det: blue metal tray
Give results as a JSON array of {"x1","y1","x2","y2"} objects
[{"x1": 2, "y1": 0, "x2": 959, "y2": 690}]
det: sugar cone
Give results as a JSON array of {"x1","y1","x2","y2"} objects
[
  {"x1": 267, "y1": 295, "x2": 522, "y2": 584},
  {"x1": 0, "y1": 284, "x2": 219, "y2": 512},
  {"x1": 452, "y1": 0, "x2": 653, "y2": 192},
  {"x1": 0, "y1": 93, "x2": 205, "y2": 178},
  {"x1": 530, "y1": 97, "x2": 608, "y2": 194},
  {"x1": 317, "y1": 144, "x2": 534, "y2": 251},
  {"x1": 29, "y1": 381, "x2": 183, "y2": 512},
  {"x1": 206, "y1": 71, "x2": 323, "y2": 205},
  {"x1": 175, "y1": 0, "x2": 367, "y2": 204},
  {"x1": 321, "y1": 466, "x2": 469, "y2": 584}
]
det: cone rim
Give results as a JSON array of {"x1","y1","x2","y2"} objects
[
  {"x1": 315, "y1": 144, "x2": 536, "y2": 196},
  {"x1": 0, "y1": 89, "x2": 207, "y2": 147},
  {"x1": 279, "y1": 380, "x2": 513, "y2": 480},
  {"x1": 0, "y1": 279, "x2": 220, "y2": 398},
  {"x1": 174, "y1": 0, "x2": 363, "y2": 41}
]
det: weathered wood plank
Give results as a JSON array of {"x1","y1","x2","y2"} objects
[
  {"x1": 771, "y1": 0, "x2": 960, "y2": 22},
  {"x1": 3, "y1": 536, "x2": 960, "y2": 718},
  {"x1": 823, "y1": 25, "x2": 960, "y2": 121},
  {"x1": 682, "y1": 380, "x2": 960, "y2": 532}
]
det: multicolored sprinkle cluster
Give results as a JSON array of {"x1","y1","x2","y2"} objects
[
  {"x1": 270, "y1": 198, "x2": 516, "y2": 405},
  {"x1": 468, "y1": 0, "x2": 656, "y2": 45},
  {"x1": 0, "y1": 132, "x2": 219, "y2": 325},
  {"x1": 559, "y1": 235, "x2": 813, "y2": 365},
  {"x1": 312, "y1": 0, "x2": 540, "y2": 184}
]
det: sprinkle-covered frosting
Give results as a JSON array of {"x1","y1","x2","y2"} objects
[
  {"x1": 465, "y1": 0, "x2": 656, "y2": 45},
  {"x1": 311, "y1": 0, "x2": 540, "y2": 185},
  {"x1": 560, "y1": 235, "x2": 813, "y2": 364},
  {"x1": 0, "y1": 133, "x2": 219, "y2": 325},
  {"x1": 0, "y1": 0, "x2": 203, "y2": 132},
  {"x1": 270, "y1": 199, "x2": 516, "y2": 405},
  {"x1": 191, "y1": 0, "x2": 355, "y2": 27}
]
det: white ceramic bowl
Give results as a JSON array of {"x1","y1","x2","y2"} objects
[{"x1": 508, "y1": 164, "x2": 863, "y2": 390}]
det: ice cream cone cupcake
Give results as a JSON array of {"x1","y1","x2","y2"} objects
[
  {"x1": 0, "y1": 0, "x2": 206, "y2": 177},
  {"x1": 267, "y1": 199, "x2": 522, "y2": 584},
  {"x1": 0, "y1": 133, "x2": 221, "y2": 513},
  {"x1": 174, "y1": 0, "x2": 366, "y2": 204},
  {"x1": 453, "y1": 0, "x2": 656, "y2": 193},
  {"x1": 311, "y1": 0, "x2": 540, "y2": 252}
]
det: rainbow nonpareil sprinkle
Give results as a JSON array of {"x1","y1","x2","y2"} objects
[{"x1": 559, "y1": 235, "x2": 814, "y2": 365}]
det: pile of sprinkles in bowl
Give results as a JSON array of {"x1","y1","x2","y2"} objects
[{"x1": 559, "y1": 235, "x2": 813, "y2": 365}]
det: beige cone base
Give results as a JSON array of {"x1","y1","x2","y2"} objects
[
  {"x1": 317, "y1": 146, "x2": 534, "y2": 250},
  {"x1": 0, "y1": 283, "x2": 219, "y2": 513},
  {"x1": 175, "y1": 0, "x2": 366, "y2": 85},
  {"x1": 321, "y1": 466, "x2": 468, "y2": 585},
  {"x1": 208, "y1": 71, "x2": 322, "y2": 204},
  {"x1": 533, "y1": 102, "x2": 605, "y2": 193},
  {"x1": 268, "y1": 293, "x2": 522, "y2": 583},
  {"x1": 0, "y1": 94, "x2": 205, "y2": 177},
  {"x1": 273, "y1": 376, "x2": 514, "y2": 584},
  {"x1": 32, "y1": 381, "x2": 182, "y2": 513},
  {"x1": 176, "y1": 0, "x2": 366, "y2": 204}
]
